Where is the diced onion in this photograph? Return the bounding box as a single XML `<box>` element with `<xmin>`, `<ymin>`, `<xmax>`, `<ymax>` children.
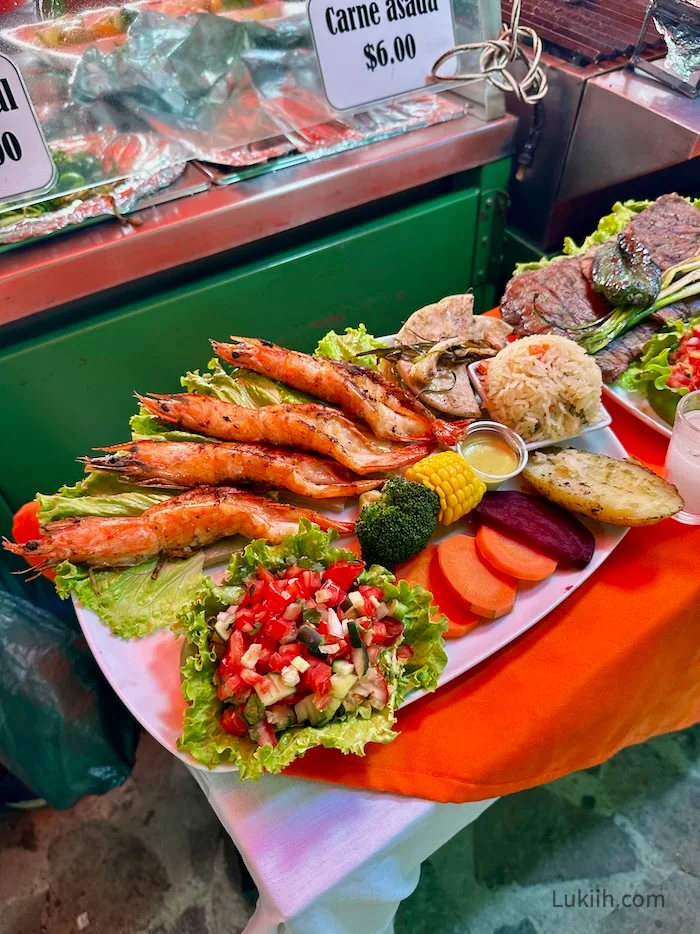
<box><xmin>281</xmin><ymin>665</ymin><xmax>301</xmax><ymax>687</ymax></box>
<box><xmin>348</xmin><ymin>592</ymin><xmax>365</xmax><ymax>612</ymax></box>
<box><xmin>326</xmin><ymin>608</ymin><xmax>343</xmax><ymax>637</ymax></box>
<box><xmin>283</xmin><ymin>602</ymin><xmax>303</xmax><ymax>621</ymax></box>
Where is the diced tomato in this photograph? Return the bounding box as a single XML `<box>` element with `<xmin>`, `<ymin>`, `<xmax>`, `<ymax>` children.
<box><xmin>240</xmin><ymin>668</ymin><xmax>265</xmax><ymax>686</ymax></box>
<box><xmin>267</xmin><ymin>643</ymin><xmax>304</xmax><ymax>672</ymax></box>
<box><xmin>371</xmin><ymin>621</ymin><xmax>387</xmax><ymax>644</ymax></box>
<box><xmin>314</xmin><ymin>580</ymin><xmax>346</xmax><ymax>607</ymax></box>
<box><xmin>253</xmin><ymin>635</ymin><xmax>278</xmax><ymax>671</ymax></box>
<box><xmin>383</xmin><ymin>619</ymin><xmax>405</xmax><ymax>646</ymax></box>
<box><xmin>225</xmin><ymin>630</ymin><xmax>247</xmax><ymax>666</ymax></box>
<box><xmin>358</xmin><ymin>585</ymin><xmax>384</xmax><ymax>602</ymax></box>
<box><xmin>323</xmin><ymin>560</ymin><xmax>364</xmax><ymax>591</ymax></box>
<box><xmin>312</xmin><ymin>692</ymin><xmax>332</xmax><ymax>711</ymax></box>
<box><xmin>302</xmin><ymin>659</ymin><xmax>332</xmax><ymax>696</ymax></box>
<box><xmin>284</xmin><ymin>564</ymin><xmax>302</xmax><ymax>579</ymax></box>
<box><xmin>397</xmin><ymin>644</ymin><xmax>414</xmax><ymax>661</ymax></box>
<box><xmin>217</xmin><ymin>672</ymin><xmax>251</xmax><ymax>703</ymax></box>
<box><xmin>261</xmin><ymin>616</ymin><xmax>296</xmax><ymax>642</ymax></box>
<box><xmin>284</xmin><ymin>578</ymin><xmax>305</xmax><ymax>602</ymax></box>
<box><xmin>217</xmin><ymin>654</ymin><xmax>239</xmax><ymax>683</ymax></box>
<box><xmin>265</xmin><ymin>579</ymin><xmax>295</xmax><ymax>610</ymax></box>
<box><xmin>300</xmin><ymin>569</ymin><xmax>322</xmax><ymax>598</ymax></box>
<box><xmin>252</xmin><ymin>721</ymin><xmax>278</xmax><ymax>747</ymax></box>
<box><xmin>322</xmin><ymin>634</ymin><xmax>349</xmax><ymax>658</ymax></box>
<box><xmin>220</xmin><ymin>708</ymin><xmax>249</xmax><ymax>736</ymax></box>
<box><xmin>257</xmin><ymin>565</ymin><xmax>275</xmax><ymax>583</ymax></box>
<box><xmin>234</xmin><ymin>607</ymin><xmax>256</xmax><ymax>632</ymax></box>
<box><xmin>243</xmin><ymin>578</ymin><xmax>266</xmax><ymax>605</ymax></box>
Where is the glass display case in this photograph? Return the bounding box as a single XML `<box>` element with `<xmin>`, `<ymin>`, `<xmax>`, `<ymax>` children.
<box><xmin>0</xmin><ymin>0</ymin><xmax>500</xmax><ymax>240</ymax></box>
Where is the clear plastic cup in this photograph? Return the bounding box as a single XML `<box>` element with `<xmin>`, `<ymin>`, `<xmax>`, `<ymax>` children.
<box><xmin>664</xmin><ymin>390</ymin><xmax>700</xmax><ymax>525</ymax></box>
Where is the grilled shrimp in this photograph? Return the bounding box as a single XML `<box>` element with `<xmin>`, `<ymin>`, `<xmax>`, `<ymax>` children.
<box><xmin>212</xmin><ymin>337</ymin><xmax>470</xmax><ymax>444</ymax></box>
<box><xmin>135</xmin><ymin>394</ymin><xmax>433</xmax><ymax>475</ymax></box>
<box><xmin>3</xmin><ymin>487</ymin><xmax>354</xmax><ymax>570</ymax></box>
<box><xmin>84</xmin><ymin>440</ymin><xmax>382</xmax><ymax>499</ymax></box>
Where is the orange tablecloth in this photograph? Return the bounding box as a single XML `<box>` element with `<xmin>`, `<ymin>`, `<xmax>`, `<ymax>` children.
<box><xmin>287</xmin><ymin>398</ymin><xmax>700</xmax><ymax>801</ymax></box>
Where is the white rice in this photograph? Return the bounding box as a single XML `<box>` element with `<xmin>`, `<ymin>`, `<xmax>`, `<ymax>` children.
<box><xmin>482</xmin><ymin>335</ymin><xmax>603</xmax><ymax>442</ymax></box>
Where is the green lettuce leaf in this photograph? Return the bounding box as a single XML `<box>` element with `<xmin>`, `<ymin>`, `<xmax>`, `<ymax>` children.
<box><xmin>56</xmin><ymin>552</ymin><xmax>213</xmax><ymax>639</ymax></box>
<box><xmin>182</xmin><ymin>358</ymin><xmax>312</xmax><ymax>407</ymax></box>
<box><xmin>513</xmin><ymin>198</ymin><xmax>700</xmax><ymax>277</ymax></box>
<box><xmin>562</xmin><ymin>200</ymin><xmax>652</xmax><ymax>257</ymax></box>
<box><xmin>177</xmin><ymin>522</ymin><xmax>447</xmax><ymax>776</ymax></box>
<box><xmin>130</xmin><ymin>359</ymin><xmax>312</xmax><ymax>442</ymax></box>
<box><xmin>130</xmin><ymin>412</ymin><xmax>211</xmax><ymax>443</ymax></box>
<box><xmin>37</xmin><ymin>471</ymin><xmax>170</xmax><ymax>524</ymax></box>
<box><xmin>617</xmin><ymin>316</ymin><xmax>700</xmax><ymax>399</ymax></box>
<box><xmin>513</xmin><ymin>255</ymin><xmax>562</xmax><ymax>276</ymax></box>
<box><xmin>314</xmin><ymin>324</ymin><xmax>385</xmax><ymax>370</ymax></box>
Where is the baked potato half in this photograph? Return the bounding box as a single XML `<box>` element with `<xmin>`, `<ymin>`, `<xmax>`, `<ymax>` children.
<box><xmin>523</xmin><ymin>448</ymin><xmax>684</xmax><ymax>526</ymax></box>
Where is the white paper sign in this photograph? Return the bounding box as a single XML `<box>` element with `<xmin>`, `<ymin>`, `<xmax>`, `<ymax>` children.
<box><xmin>309</xmin><ymin>0</ymin><xmax>457</xmax><ymax>112</ymax></box>
<box><xmin>0</xmin><ymin>54</ymin><xmax>55</xmax><ymax>202</ymax></box>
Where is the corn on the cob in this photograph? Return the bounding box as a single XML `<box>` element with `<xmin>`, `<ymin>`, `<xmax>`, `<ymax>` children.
<box><xmin>405</xmin><ymin>451</ymin><xmax>486</xmax><ymax>525</ymax></box>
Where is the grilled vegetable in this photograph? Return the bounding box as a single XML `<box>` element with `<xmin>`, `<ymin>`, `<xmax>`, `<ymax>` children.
<box><xmin>523</xmin><ymin>448</ymin><xmax>684</xmax><ymax>527</ymax></box>
<box><xmin>405</xmin><ymin>451</ymin><xmax>486</xmax><ymax>525</ymax></box>
<box><xmin>591</xmin><ymin>231</ymin><xmax>661</xmax><ymax>308</ymax></box>
<box><xmin>580</xmin><ymin>253</ymin><xmax>700</xmax><ymax>355</ymax></box>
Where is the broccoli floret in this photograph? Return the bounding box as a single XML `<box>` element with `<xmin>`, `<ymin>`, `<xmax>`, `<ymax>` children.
<box><xmin>355</xmin><ymin>476</ymin><xmax>439</xmax><ymax>570</ymax></box>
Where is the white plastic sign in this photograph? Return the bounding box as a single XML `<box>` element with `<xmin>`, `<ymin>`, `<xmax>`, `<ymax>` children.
<box><xmin>0</xmin><ymin>54</ymin><xmax>55</xmax><ymax>202</ymax></box>
<box><xmin>309</xmin><ymin>0</ymin><xmax>457</xmax><ymax>112</ymax></box>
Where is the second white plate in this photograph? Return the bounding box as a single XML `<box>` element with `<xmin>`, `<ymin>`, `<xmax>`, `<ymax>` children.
<box><xmin>603</xmin><ymin>384</ymin><xmax>673</xmax><ymax>439</ymax></box>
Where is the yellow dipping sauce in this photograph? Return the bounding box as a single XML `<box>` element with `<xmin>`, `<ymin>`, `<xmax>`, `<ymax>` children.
<box><xmin>462</xmin><ymin>438</ymin><xmax>519</xmax><ymax>478</ymax></box>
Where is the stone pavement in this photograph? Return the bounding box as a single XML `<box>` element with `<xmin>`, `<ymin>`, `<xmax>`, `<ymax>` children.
<box><xmin>1</xmin><ymin>725</ymin><xmax>699</xmax><ymax>934</ymax></box>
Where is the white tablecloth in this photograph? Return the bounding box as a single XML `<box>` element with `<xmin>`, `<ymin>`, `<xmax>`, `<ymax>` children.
<box><xmin>190</xmin><ymin>767</ymin><xmax>496</xmax><ymax>934</ymax></box>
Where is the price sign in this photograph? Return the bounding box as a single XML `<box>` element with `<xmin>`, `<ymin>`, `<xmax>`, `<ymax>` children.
<box><xmin>308</xmin><ymin>0</ymin><xmax>457</xmax><ymax>112</ymax></box>
<box><xmin>0</xmin><ymin>55</ymin><xmax>55</xmax><ymax>202</ymax></box>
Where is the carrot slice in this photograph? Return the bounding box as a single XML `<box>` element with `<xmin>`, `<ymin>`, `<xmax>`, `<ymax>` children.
<box><xmin>397</xmin><ymin>543</ymin><xmax>483</xmax><ymax>639</ymax></box>
<box><xmin>475</xmin><ymin>526</ymin><xmax>557</xmax><ymax>582</ymax></box>
<box><xmin>438</xmin><ymin>535</ymin><xmax>516</xmax><ymax>619</ymax></box>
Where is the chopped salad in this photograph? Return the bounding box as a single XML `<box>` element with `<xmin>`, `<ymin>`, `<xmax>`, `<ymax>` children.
<box><xmin>177</xmin><ymin>521</ymin><xmax>447</xmax><ymax>778</ymax></box>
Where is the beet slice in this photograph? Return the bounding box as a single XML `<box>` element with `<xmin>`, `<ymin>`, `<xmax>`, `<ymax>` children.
<box><xmin>473</xmin><ymin>491</ymin><xmax>595</xmax><ymax>569</ymax></box>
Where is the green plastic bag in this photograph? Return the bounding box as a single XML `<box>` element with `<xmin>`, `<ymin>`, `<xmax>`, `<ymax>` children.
<box><xmin>0</xmin><ymin>587</ymin><xmax>139</xmax><ymax>809</ymax></box>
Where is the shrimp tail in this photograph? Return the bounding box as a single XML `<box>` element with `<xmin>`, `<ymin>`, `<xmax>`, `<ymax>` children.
<box><xmin>432</xmin><ymin>419</ymin><xmax>474</xmax><ymax>446</ymax></box>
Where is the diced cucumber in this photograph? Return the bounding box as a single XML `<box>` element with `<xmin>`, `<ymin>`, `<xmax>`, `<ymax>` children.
<box><xmin>241</xmin><ymin>643</ymin><xmax>262</xmax><ymax>669</ymax></box>
<box><xmin>347</xmin><ymin>620</ymin><xmax>364</xmax><ymax>649</ymax></box>
<box><xmin>351</xmin><ymin>644</ymin><xmax>369</xmax><ymax>677</ymax></box>
<box><xmin>291</xmin><ymin>655</ymin><xmax>310</xmax><ymax>673</ymax></box>
<box><xmin>332</xmin><ymin>660</ymin><xmax>354</xmax><ymax>676</ymax></box>
<box><xmin>294</xmin><ymin>696</ymin><xmax>317</xmax><ymax>723</ymax></box>
<box><xmin>331</xmin><ymin>672</ymin><xmax>358</xmax><ymax>700</ymax></box>
<box><xmin>308</xmin><ymin>697</ymin><xmax>341</xmax><ymax>726</ymax></box>
<box><xmin>255</xmin><ymin>673</ymin><xmax>296</xmax><ymax>707</ymax></box>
